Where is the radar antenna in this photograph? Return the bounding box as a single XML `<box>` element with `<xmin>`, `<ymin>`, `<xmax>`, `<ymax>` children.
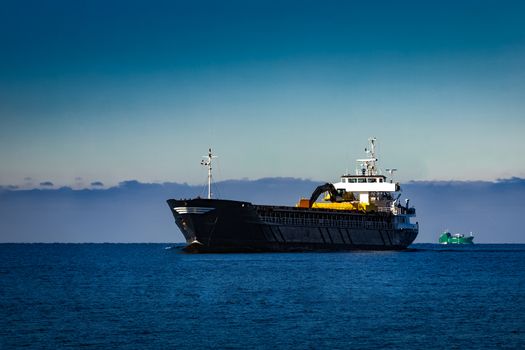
<box><xmin>200</xmin><ymin>148</ymin><xmax>217</xmax><ymax>199</ymax></box>
<box><xmin>385</xmin><ymin>168</ymin><xmax>398</xmax><ymax>183</ymax></box>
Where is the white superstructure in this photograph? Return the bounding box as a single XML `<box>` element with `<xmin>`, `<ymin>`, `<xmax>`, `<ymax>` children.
<box><xmin>333</xmin><ymin>138</ymin><xmax>398</xmax><ymax>204</ymax></box>
<box><xmin>331</xmin><ymin>138</ymin><xmax>417</xmax><ymax>231</ymax></box>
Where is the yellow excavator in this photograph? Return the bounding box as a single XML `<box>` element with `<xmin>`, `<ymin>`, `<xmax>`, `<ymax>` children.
<box><xmin>296</xmin><ymin>183</ymin><xmax>372</xmax><ymax>212</ymax></box>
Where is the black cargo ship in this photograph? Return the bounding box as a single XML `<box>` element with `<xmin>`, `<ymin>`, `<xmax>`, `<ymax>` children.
<box><xmin>167</xmin><ymin>139</ymin><xmax>418</xmax><ymax>252</ymax></box>
<box><xmin>167</xmin><ymin>198</ymin><xmax>417</xmax><ymax>252</ymax></box>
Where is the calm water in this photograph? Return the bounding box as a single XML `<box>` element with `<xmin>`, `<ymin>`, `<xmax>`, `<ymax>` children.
<box><xmin>1</xmin><ymin>244</ymin><xmax>524</xmax><ymax>349</ymax></box>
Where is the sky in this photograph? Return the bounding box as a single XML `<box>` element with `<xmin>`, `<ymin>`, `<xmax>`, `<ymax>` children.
<box><xmin>1</xmin><ymin>0</ymin><xmax>525</xmax><ymax>188</ymax></box>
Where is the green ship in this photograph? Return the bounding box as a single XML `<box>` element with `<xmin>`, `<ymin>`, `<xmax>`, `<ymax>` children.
<box><xmin>439</xmin><ymin>231</ymin><xmax>474</xmax><ymax>244</ymax></box>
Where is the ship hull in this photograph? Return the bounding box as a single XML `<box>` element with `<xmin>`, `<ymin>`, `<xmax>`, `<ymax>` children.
<box><xmin>167</xmin><ymin>198</ymin><xmax>418</xmax><ymax>253</ymax></box>
<box><xmin>439</xmin><ymin>237</ymin><xmax>474</xmax><ymax>244</ymax></box>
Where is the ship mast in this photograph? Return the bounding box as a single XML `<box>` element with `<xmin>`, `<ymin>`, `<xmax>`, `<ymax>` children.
<box><xmin>356</xmin><ymin>137</ymin><xmax>378</xmax><ymax>176</ymax></box>
<box><xmin>201</xmin><ymin>148</ymin><xmax>217</xmax><ymax>199</ymax></box>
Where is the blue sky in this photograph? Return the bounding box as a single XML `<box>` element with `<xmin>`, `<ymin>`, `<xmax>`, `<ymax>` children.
<box><xmin>1</xmin><ymin>0</ymin><xmax>524</xmax><ymax>187</ymax></box>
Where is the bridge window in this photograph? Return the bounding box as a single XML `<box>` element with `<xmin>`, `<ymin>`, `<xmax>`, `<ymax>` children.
<box><xmin>367</xmin><ymin>178</ymin><xmax>377</xmax><ymax>183</ymax></box>
<box><xmin>349</xmin><ymin>178</ymin><xmax>357</xmax><ymax>183</ymax></box>
<box><xmin>358</xmin><ymin>178</ymin><xmax>366</xmax><ymax>183</ymax></box>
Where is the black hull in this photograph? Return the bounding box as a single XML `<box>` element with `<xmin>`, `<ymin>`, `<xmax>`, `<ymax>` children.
<box><xmin>167</xmin><ymin>198</ymin><xmax>418</xmax><ymax>253</ymax></box>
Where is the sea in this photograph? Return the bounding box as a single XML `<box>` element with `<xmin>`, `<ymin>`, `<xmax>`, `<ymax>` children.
<box><xmin>1</xmin><ymin>244</ymin><xmax>524</xmax><ymax>349</ymax></box>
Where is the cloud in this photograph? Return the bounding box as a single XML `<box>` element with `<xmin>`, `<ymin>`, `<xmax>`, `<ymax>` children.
<box><xmin>39</xmin><ymin>181</ymin><xmax>54</xmax><ymax>187</ymax></box>
<box><xmin>0</xmin><ymin>185</ymin><xmax>19</xmax><ymax>190</ymax></box>
<box><xmin>23</xmin><ymin>177</ymin><xmax>34</xmax><ymax>187</ymax></box>
<box><xmin>496</xmin><ymin>177</ymin><xmax>525</xmax><ymax>185</ymax></box>
<box><xmin>1</xmin><ymin>177</ymin><xmax>524</xmax><ymax>243</ymax></box>
<box><xmin>90</xmin><ymin>181</ymin><xmax>104</xmax><ymax>187</ymax></box>
<box><xmin>118</xmin><ymin>180</ymin><xmax>142</xmax><ymax>188</ymax></box>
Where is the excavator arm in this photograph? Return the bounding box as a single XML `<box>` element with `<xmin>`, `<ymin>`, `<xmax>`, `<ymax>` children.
<box><xmin>309</xmin><ymin>183</ymin><xmax>340</xmax><ymax>208</ymax></box>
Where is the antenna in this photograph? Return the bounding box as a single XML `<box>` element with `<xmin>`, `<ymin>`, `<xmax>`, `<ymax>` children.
<box><xmin>200</xmin><ymin>148</ymin><xmax>217</xmax><ymax>199</ymax></box>
<box><xmin>366</xmin><ymin>137</ymin><xmax>376</xmax><ymax>159</ymax></box>
<box><xmin>357</xmin><ymin>137</ymin><xmax>378</xmax><ymax>176</ymax></box>
<box><xmin>385</xmin><ymin>168</ymin><xmax>397</xmax><ymax>183</ymax></box>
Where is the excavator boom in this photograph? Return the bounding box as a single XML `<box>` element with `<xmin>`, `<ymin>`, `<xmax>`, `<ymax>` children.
<box><xmin>309</xmin><ymin>183</ymin><xmax>340</xmax><ymax>208</ymax></box>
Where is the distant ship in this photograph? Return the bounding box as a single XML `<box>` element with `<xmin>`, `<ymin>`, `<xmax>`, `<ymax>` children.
<box><xmin>439</xmin><ymin>231</ymin><xmax>474</xmax><ymax>244</ymax></box>
<box><xmin>167</xmin><ymin>138</ymin><xmax>418</xmax><ymax>252</ymax></box>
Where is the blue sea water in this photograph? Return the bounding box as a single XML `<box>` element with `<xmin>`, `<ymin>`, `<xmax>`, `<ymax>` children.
<box><xmin>1</xmin><ymin>244</ymin><xmax>524</xmax><ymax>349</ymax></box>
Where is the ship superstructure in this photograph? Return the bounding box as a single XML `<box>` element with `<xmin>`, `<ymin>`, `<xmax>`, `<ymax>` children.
<box><xmin>167</xmin><ymin>138</ymin><xmax>418</xmax><ymax>252</ymax></box>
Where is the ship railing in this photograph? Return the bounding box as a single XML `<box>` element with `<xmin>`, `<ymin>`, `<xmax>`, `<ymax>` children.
<box><xmin>389</xmin><ymin>206</ymin><xmax>416</xmax><ymax>215</ymax></box>
<box><xmin>377</xmin><ymin>206</ymin><xmax>393</xmax><ymax>214</ymax></box>
<box><xmin>261</xmin><ymin>216</ymin><xmax>394</xmax><ymax>230</ymax></box>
